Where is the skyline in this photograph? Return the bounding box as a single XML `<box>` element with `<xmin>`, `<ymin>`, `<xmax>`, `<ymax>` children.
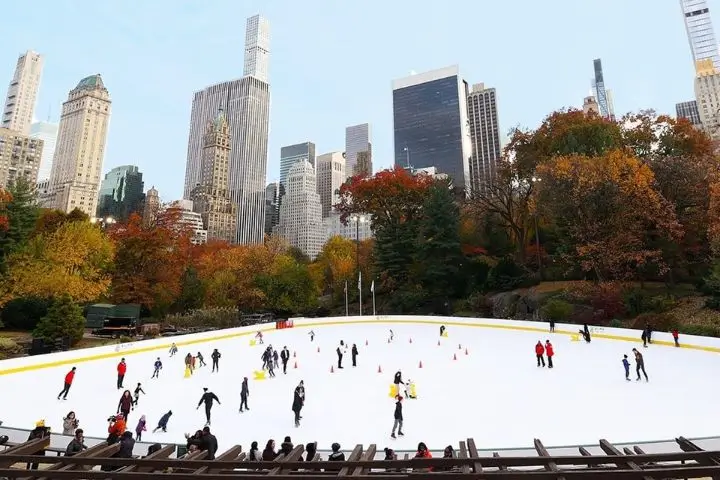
<box><xmin>0</xmin><ymin>0</ymin><xmax>705</xmax><ymax>201</ymax></box>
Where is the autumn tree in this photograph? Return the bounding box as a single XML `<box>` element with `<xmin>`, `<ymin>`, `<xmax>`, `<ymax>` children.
<box><xmin>33</xmin><ymin>208</ymin><xmax>90</xmax><ymax>238</ymax></box>
<box><xmin>536</xmin><ymin>150</ymin><xmax>681</xmax><ymax>281</ymax></box>
<box><xmin>0</xmin><ymin>221</ymin><xmax>114</xmax><ymax>305</ymax></box>
<box><xmin>109</xmin><ymin>212</ymin><xmax>191</xmax><ymax>314</ymax></box>
<box><xmin>312</xmin><ymin>236</ymin><xmax>355</xmax><ymax>301</ymax></box>
<box><xmin>0</xmin><ymin>187</ymin><xmax>10</xmax><ymax>233</ymax></box>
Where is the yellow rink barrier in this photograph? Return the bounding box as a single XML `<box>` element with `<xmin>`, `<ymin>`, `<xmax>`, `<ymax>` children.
<box><xmin>571</xmin><ymin>334</ymin><xmax>580</xmax><ymax>342</ymax></box>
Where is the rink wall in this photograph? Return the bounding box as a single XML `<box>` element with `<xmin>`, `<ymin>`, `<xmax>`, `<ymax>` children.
<box><xmin>1</xmin><ymin>315</ymin><xmax>720</xmax><ymax>376</ymax></box>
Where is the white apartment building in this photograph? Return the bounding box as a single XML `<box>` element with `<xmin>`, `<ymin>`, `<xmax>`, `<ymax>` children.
<box><xmin>315</xmin><ymin>151</ymin><xmax>345</xmax><ymax>218</ymax></box>
<box><xmin>30</xmin><ymin>121</ymin><xmax>58</xmax><ymax>181</ymax></box>
<box><xmin>323</xmin><ymin>212</ymin><xmax>373</xmax><ymax>242</ymax></box>
<box><xmin>695</xmin><ymin>69</ymin><xmax>720</xmax><ymax>140</ymax></box>
<box><xmin>47</xmin><ymin>74</ymin><xmax>111</xmax><ymax>215</ymax></box>
<box><xmin>275</xmin><ymin>160</ymin><xmax>326</xmax><ymax>260</ymax></box>
<box><xmin>167</xmin><ymin>199</ymin><xmax>207</xmax><ymax>245</ymax></box>
<box><xmin>0</xmin><ymin>128</ymin><xmax>43</xmax><ymax>188</ymax></box>
<box><xmin>2</xmin><ymin>51</ymin><xmax>43</xmax><ymax>135</ymax></box>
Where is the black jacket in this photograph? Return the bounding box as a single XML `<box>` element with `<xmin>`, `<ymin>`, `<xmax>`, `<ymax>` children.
<box><xmin>212</xmin><ymin>350</ymin><xmax>221</xmax><ymax>361</ymax></box>
<box><xmin>241</xmin><ymin>379</ymin><xmax>249</xmax><ymax>397</ymax></box>
<box><xmin>281</xmin><ymin>349</ymin><xmax>290</xmax><ymax>362</ymax></box>
<box><xmin>329</xmin><ymin>451</ymin><xmax>345</xmax><ymax>461</ymax></box>
<box><xmin>189</xmin><ymin>433</ymin><xmax>218</xmax><ymax>460</ymax></box>
<box><xmin>262</xmin><ymin>448</ymin><xmax>277</xmax><ymax>461</ymax></box>
<box><xmin>198</xmin><ymin>392</ymin><xmax>220</xmax><ymax>408</ymax></box>
<box><xmin>394</xmin><ymin>401</ymin><xmax>403</xmax><ymax>421</ymax></box>
<box><xmin>393</xmin><ymin>372</ymin><xmax>403</xmax><ymax>385</ymax></box>
<box><xmin>352</xmin><ymin>345</ymin><xmax>358</xmax><ymax>357</ymax></box>
<box><xmin>292</xmin><ymin>390</ymin><xmax>304</xmax><ymax>412</ymax></box>
<box><xmin>65</xmin><ymin>438</ymin><xmax>86</xmax><ymax>456</ymax></box>
<box><xmin>158</xmin><ymin>412</ymin><xmax>172</xmax><ymax>427</ymax></box>
<box><xmin>280</xmin><ymin>442</ymin><xmax>293</xmax><ymax>456</ymax></box>
<box><xmin>117</xmin><ymin>435</ymin><xmax>135</xmax><ymax>458</ymax></box>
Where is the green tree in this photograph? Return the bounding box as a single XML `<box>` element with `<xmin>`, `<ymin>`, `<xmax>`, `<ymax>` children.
<box><xmin>0</xmin><ymin>177</ymin><xmax>39</xmax><ymax>269</ymax></box>
<box><xmin>174</xmin><ymin>266</ymin><xmax>205</xmax><ymax>312</ymax></box>
<box><xmin>33</xmin><ymin>295</ymin><xmax>85</xmax><ymax>346</ymax></box>
<box><xmin>416</xmin><ymin>181</ymin><xmax>463</xmax><ymax>306</ymax></box>
<box><xmin>540</xmin><ymin>298</ymin><xmax>573</xmax><ymax>322</ymax></box>
<box><xmin>0</xmin><ymin>296</ymin><xmax>52</xmax><ymax>330</ymax></box>
<box><xmin>255</xmin><ymin>255</ymin><xmax>318</xmax><ymax>315</ymax></box>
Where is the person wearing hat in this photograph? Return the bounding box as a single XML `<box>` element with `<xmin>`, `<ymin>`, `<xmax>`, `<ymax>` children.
<box><xmin>26</xmin><ymin>420</ymin><xmax>50</xmax><ymax>470</ymax></box>
<box><xmin>197</xmin><ymin>388</ymin><xmax>221</xmax><ymax>426</ymax></box>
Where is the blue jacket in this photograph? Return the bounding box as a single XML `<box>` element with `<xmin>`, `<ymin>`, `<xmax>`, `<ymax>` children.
<box><xmin>158</xmin><ymin>412</ymin><xmax>172</xmax><ymax>427</ymax></box>
<box><xmin>154</xmin><ymin>360</ymin><xmax>162</xmax><ymax>370</ymax></box>
<box><xmin>622</xmin><ymin>358</ymin><xmax>630</xmax><ymax>370</ymax></box>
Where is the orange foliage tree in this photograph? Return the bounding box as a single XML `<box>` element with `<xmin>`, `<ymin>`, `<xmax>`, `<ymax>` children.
<box><xmin>108</xmin><ymin>212</ymin><xmax>192</xmax><ymax>313</ymax></box>
<box><xmin>536</xmin><ymin>150</ymin><xmax>681</xmax><ymax>281</ymax></box>
<box><xmin>0</xmin><ymin>187</ymin><xmax>10</xmax><ymax>232</ymax></box>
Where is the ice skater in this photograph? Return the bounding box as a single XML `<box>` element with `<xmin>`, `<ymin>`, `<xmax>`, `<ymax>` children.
<box><xmin>632</xmin><ymin>348</ymin><xmax>648</xmax><ymax>382</ymax></box>
<box><xmin>135</xmin><ymin>416</ymin><xmax>146</xmax><ymax>441</ymax></box>
<box><xmin>255</xmin><ymin>331</ymin><xmax>264</xmax><ymax>344</ymax></box>
<box><xmin>273</xmin><ymin>348</ymin><xmax>279</xmax><ymax>370</ymax></box>
<box><xmin>545</xmin><ymin>340</ymin><xmax>554</xmax><ymax>368</ymax></box>
<box><xmin>239</xmin><ymin>377</ymin><xmax>249</xmax><ymax>412</ymax></box>
<box><xmin>351</xmin><ymin>343</ymin><xmax>358</xmax><ymax>367</ymax></box>
<box><xmin>391</xmin><ymin>395</ymin><xmax>404</xmax><ymax>438</ymax></box>
<box><xmin>404</xmin><ymin>379</ymin><xmax>417</xmax><ymax>399</ymax></box>
<box><xmin>439</xmin><ymin>325</ymin><xmax>445</xmax><ymax>337</ymax></box>
<box><xmin>117</xmin><ymin>358</ymin><xmax>127</xmax><ymax>389</ymax></box>
<box><xmin>622</xmin><ymin>355</ymin><xmax>630</xmax><ymax>381</ymax></box>
<box><xmin>57</xmin><ymin>367</ymin><xmax>76</xmax><ymax>400</ymax></box>
<box><xmin>197</xmin><ymin>388</ymin><xmax>221</xmax><ymax>426</ymax></box>
<box><xmin>549</xmin><ymin>319</ymin><xmax>555</xmax><ymax>333</ymax></box>
<box><xmin>152</xmin><ymin>358</ymin><xmax>162</xmax><ymax>379</ymax></box>
<box><xmin>185</xmin><ymin>353</ymin><xmax>194</xmax><ymax>374</ymax></box>
<box><xmin>132</xmin><ymin>383</ymin><xmax>145</xmax><ymax>408</ymax></box>
<box><xmin>211</xmin><ymin>349</ymin><xmax>221</xmax><ymax>372</ymax></box>
<box><xmin>308</xmin><ymin>330</ymin><xmax>315</xmax><ymax>342</ymax></box>
<box><xmin>118</xmin><ymin>390</ymin><xmax>133</xmax><ymax>422</ymax></box>
<box><xmin>644</xmin><ymin>323</ymin><xmax>653</xmax><ymax>345</ymax></box>
<box><xmin>261</xmin><ymin>347</ymin><xmax>271</xmax><ymax>370</ymax></box>
<box><xmin>581</xmin><ymin>324</ymin><xmax>591</xmax><ymax>343</ymax></box>
<box><xmin>336</xmin><ymin>341</ymin><xmax>346</xmax><ymax>369</ymax></box>
<box><xmin>393</xmin><ymin>370</ymin><xmax>405</xmax><ymax>397</ymax></box>
<box><xmin>292</xmin><ymin>382</ymin><xmax>305</xmax><ymax>427</ymax></box>
<box><xmin>535</xmin><ymin>341</ymin><xmax>545</xmax><ymax>367</ymax></box>
<box><xmin>169</xmin><ymin>343</ymin><xmax>178</xmax><ymax>356</ymax></box>
<box><xmin>672</xmin><ymin>329</ymin><xmax>679</xmax><ymax>347</ymax></box>
<box><xmin>281</xmin><ymin>346</ymin><xmax>290</xmax><ymax>374</ymax></box>
<box><xmin>152</xmin><ymin>411</ymin><xmax>172</xmax><ymax>433</ymax></box>
<box><xmin>389</xmin><ymin>329</ymin><xmax>394</xmax><ymax>342</ymax></box>
<box><xmin>197</xmin><ymin>352</ymin><xmax>206</xmax><ymax>367</ymax></box>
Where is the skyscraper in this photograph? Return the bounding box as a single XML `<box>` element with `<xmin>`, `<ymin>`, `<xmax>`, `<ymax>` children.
<box><xmin>695</xmin><ymin>71</ymin><xmax>720</xmax><ymax>139</ymax></box>
<box><xmin>275</xmin><ymin>160</ymin><xmax>326</xmax><ymax>260</ymax></box>
<box><xmin>47</xmin><ymin>75</ymin><xmax>111</xmax><ymax>215</ymax></box>
<box><xmin>0</xmin><ymin>128</ymin><xmax>43</xmax><ymax>188</ymax></box>
<box><xmin>96</xmin><ymin>165</ymin><xmax>145</xmax><ymax>222</ymax></box>
<box><xmin>344</xmin><ymin>123</ymin><xmax>372</xmax><ymax>179</ymax></box>
<box><xmin>29</xmin><ymin>121</ymin><xmax>58</xmax><ymax>181</ymax></box>
<box><xmin>676</xmin><ymin>100</ymin><xmax>703</xmax><ymax>126</ymax></box>
<box><xmin>591</xmin><ymin>59</ymin><xmax>615</xmax><ymax>120</ymax></box>
<box><xmin>279</xmin><ymin>142</ymin><xmax>316</xmax><ymax>196</ymax></box>
<box><xmin>680</xmin><ymin>0</ymin><xmax>720</xmax><ymax>72</ymax></box>
<box><xmin>143</xmin><ymin>186</ymin><xmax>160</xmax><ymax>227</ymax></box>
<box><xmin>183</xmin><ymin>15</ymin><xmax>271</xmax><ymax>245</ymax></box>
<box><xmin>2</xmin><ymin>51</ymin><xmax>43</xmax><ymax>135</ymax></box>
<box><xmin>191</xmin><ymin>109</ymin><xmax>238</xmax><ymax>243</ymax></box>
<box><xmin>315</xmin><ymin>152</ymin><xmax>345</xmax><ymax>218</ymax></box>
<box><xmin>467</xmin><ymin>83</ymin><xmax>501</xmax><ymax>195</ymax></box>
<box><xmin>264</xmin><ymin>182</ymin><xmax>279</xmax><ymax>236</ymax></box>
<box><xmin>392</xmin><ymin>65</ymin><xmax>472</xmax><ymax>191</ymax></box>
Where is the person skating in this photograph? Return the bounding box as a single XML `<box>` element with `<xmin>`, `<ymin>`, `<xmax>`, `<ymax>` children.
<box><xmin>404</xmin><ymin>379</ymin><xmax>417</xmax><ymax>399</ymax></box>
<box><xmin>292</xmin><ymin>383</ymin><xmax>304</xmax><ymax>427</ymax></box>
<box><xmin>389</xmin><ymin>329</ymin><xmax>394</xmax><ymax>342</ymax></box>
<box><xmin>336</xmin><ymin>341</ymin><xmax>346</xmax><ymax>369</ymax></box>
<box><xmin>152</xmin><ymin>411</ymin><xmax>172</xmax><ymax>433</ymax></box>
<box><xmin>239</xmin><ymin>377</ymin><xmax>249</xmax><ymax>412</ymax></box>
<box><xmin>211</xmin><ymin>349</ymin><xmax>221</xmax><ymax>372</ymax></box>
<box><xmin>632</xmin><ymin>348</ymin><xmax>649</xmax><ymax>382</ymax></box>
<box><xmin>132</xmin><ymin>383</ymin><xmax>145</xmax><ymax>408</ymax></box>
<box><xmin>197</xmin><ymin>352</ymin><xmax>206</xmax><ymax>367</ymax></box>
<box><xmin>261</xmin><ymin>348</ymin><xmax>271</xmax><ymax>370</ymax></box>
<box><xmin>57</xmin><ymin>367</ymin><xmax>76</xmax><ymax>400</ymax></box>
<box><xmin>582</xmin><ymin>324</ymin><xmax>591</xmax><ymax>343</ymax></box>
<box><xmin>549</xmin><ymin>319</ymin><xmax>555</xmax><ymax>332</ymax></box>
<box><xmin>535</xmin><ymin>341</ymin><xmax>546</xmax><ymax>367</ymax></box>
<box><xmin>152</xmin><ymin>358</ymin><xmax>162</xmax><ymax>379</ymax></box>
<box><xmin>351</xmin><ymin>343</ymin><xmax>358</xmax><ymax>367</ymax></box>
<box><xmin>393</xmin><ymin>370</ymin><xmax>404</xmax><ymax>397</ymax></box>
<box><xmin>641</xmin><ymin>330</ymin><xmax>648</xmax><ymax>348</ymax></box>
<box><xmin>169</xmin><ymin>343</ymin><xmax>178</xmax><ymax>356</ymax></box>
<box><xmin>184</xmin><ymin>353</ymin><xmax>194</xmax><ymax>374</ymax></box>
<box><xmin>280</xmin><ymin>346</ymin><xmax>290</xmax><ymax>374</ymax></box>
<box><xmin>545</xmin><ymin>340</ymin><xmax>554</xmax><ymax>369</ymax></box>
<box><xmin>273</xmin><ymin>348</ymin><xmax>279</xmax><ymax>370</ymax></box>
<box><xmin>390</xmin><ymin>395</ymin><xmax>404</xmax><ymax>438</ymax></box>
<box><xmin>672</xmin><ymin>329</ymin><xmax>680</xmax><ymax>347</ymax></box>
<box><xmin>197</xmin><ymin>388</ymin><xmax>221</xmax><ymax>426</ymax></box>
<box><xmin>135</xmin><ymin>415</ymin><xmax>146</xmax><ymax>441</ymax></box>
<box><xmin>440</xmin><ymin>325</ymin><xmax>445</xmax><ymax>337</ymax></box>
<box><xmin>255</xmin><ymin>331</ymin><xmax>264</xmax><ymax>344</ymax></box>
<box><xmin>268</xmin><ymin>357</ymin><xmax>276</xmax><ymax>377</ymax></box>
<box><xmin>308</xmin><ymin>330</ymin><xmax>315</xmax><ymax>342</ymax></box>
<box><xmin>622</xmin><ymin>355</ymin><xmax>631</xmax><ymax>381</ymax></box>
<box><xmin>118</xmin><ymin>390</ymin><xmax>133</xmax><ymax>422</ymax></box>
<box><xmin>117</xmin><ymin>358</ymin><xmax>127</xmax><ymax>389</ymax></box>
<box><xmin>645</xmin><ymin>323</ymin><xmax>653</xmax><ymax>344</ymax></box>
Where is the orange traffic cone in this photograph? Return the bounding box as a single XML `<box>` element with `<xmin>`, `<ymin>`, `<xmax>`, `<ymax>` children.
<box><xmin>409</xmin><ymin>338</ymin><xmax>413</xmax><ymax>344</ymax></box>
<box><xmin>437</xmin><ymin>340</ymin><xmax>441</xmax><ymax>346</ymax></box>
<box><xmin>330</xmin><ymin>365</ymin><xmax>334</xmax><ymax>373</ymax></box>
<box><xmin>377</xmin><ymin>365</ymin><xmax>382</xmax><ymax>373</ymax></box>
<box><xmin>453</xmin><ymin>353</ymin><xmax>457</xmax><ymax>361</ymax></box>
<box><xmin>418</xmin><ymin>361</ymin><xmax>423</xmax><ymax>368</ymax></box>
<box><xmin>465</xmin><ymin>348</ymin><xmax>469</xmax><ymax>355</ymax></box>
<box><xmin>294</xmin><ymin>361</ymin><xmax>298</xmax><ymax>369</ymax></box>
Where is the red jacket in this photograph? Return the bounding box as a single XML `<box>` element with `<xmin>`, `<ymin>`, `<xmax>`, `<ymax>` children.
<box><xmin>545</xmin><ymin>343</ymin><xmax>554</xmax><ymax>357</ymax></box>
<box><xmin>535</xmin><ymin>343</ymin><xmax>545</xmax><ymax>355</ymax></box>
<box><xmin>672</xmin><ymin>330</ymin><xmax>679</xmax><ymax>339</ymax></box>
<box><xmin>64</xmin><ymin>370</ymin><xmax>75</xmax><ymax>385</ymax></box>
<box><xmin>117</xmin><ymin>362</ymin><xmax>127</xmax><ymax>375</ymax></box>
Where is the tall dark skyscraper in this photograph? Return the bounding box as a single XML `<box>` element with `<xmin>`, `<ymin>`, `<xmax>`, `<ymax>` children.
<box><xmin>96</xmin><ymin>165</ymin><xmax>145</xmax><ymax>222</ymax></box>
<box><xmin>676</xmin><ymin>100</ymin><xmax>702</xmax><ymax>126</ymax></box>
<box><xmin>392</xmin><ymin>65</ymin><xmax>472</xmax><ymax>191</ymax></box>
<box><xmin>592</xmin><ymin>59</ymin><xmax>614</xmax><ymax>121</ymax></box>
<box><xmin>279</xmin><ymin>141</ymin><xmax>316</xmax><ymax>200</ymax></box>
<box><xmin>467</xmin><ymin>83</ymin><xmax>501</xmax><ymax>195</ymax></box>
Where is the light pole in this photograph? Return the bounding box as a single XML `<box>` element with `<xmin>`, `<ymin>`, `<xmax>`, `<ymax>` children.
<box><xmin>531</xmin><ymin>177</ymin><xmax>543</xmax><ymax>279</ymax></box>
<box><xmin>350</xmin><ymin>214</ymin><xmax>367</xmax><ymax>314</ymax></box>
<box><xmin>403</xmin><ymin>145</ymin><xmax>412</xmax><ymax>170</ymax></box>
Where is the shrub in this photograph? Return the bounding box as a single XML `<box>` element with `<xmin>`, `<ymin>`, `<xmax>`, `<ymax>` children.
<box><xmin>0</xmin><ymin>337</ymin><xmax>24</xmax><ymax>360</ymax></box>
<box><xmin>163</xmin><ymin>308</ymin><xmax>239</xmax><ymax>329</ymax></box>
<box><xmin>0</xmin><ymin>296</ymin><xmax>51</xmax><ymax>330</ymax></box>
<box><xmin>630</xmin><ymin>312</ymin><xmax>677</xmax><ymax>331</ymax></box>
<box><xmin>485</xmin><ymin>258</ymin><xmax>530</xmax><ymax>291</ymax></box>
<box><xmin>589</xmin><ymin>282</ymin><xmax>626</xmax><ymax>322</ymax></box>
<box><xmin>540</xmin><ymin>299</ymin><xmax>573</xmax><ymax>322</ymax></box>
<box><xmin>609</xmin><ymin>318</ymin><xmax>624</xmax><ymax>328</ymax></box>
<box><xmin>32</xmin><ymin>295</ymin><xmax>85</xmax><ymax>346</ymax></box>
<box><xmin>118</xmin><ymin>335</ymin><xmax>133</xmax><ymax>344</ymax></box>
<box><xmin>678</xmin><ymin>324</ymin><xmax>720</xmax><ymax>337</ymax></box>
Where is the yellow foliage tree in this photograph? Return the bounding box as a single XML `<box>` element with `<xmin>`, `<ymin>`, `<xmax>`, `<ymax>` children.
<box><xmin>0</xmin><ymin>221</ymin><xmax>114</xmax><ymax>304</ymax></box>
<box><xmin>313</xmin><ymin>236</ymin><xmax>356</xmax><ymax>300</ymax></box>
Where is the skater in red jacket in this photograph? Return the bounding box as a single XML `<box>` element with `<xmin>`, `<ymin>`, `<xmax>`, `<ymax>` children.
<box><xmin>57</xmin><ymin>367</ymin><xmax>76</xmax><ymax>400</ymax></box>
<box><xmin>117</xmin><ymin>358</ymin><xmax>127</xmax><ymax>390</ymax></box>
<box><xmin>535</xmin><ymin>341</ymin><xmax>545</xmax><ymax>367</ymax></box>
<box><xmin>671</xmin><ymin>329</ymin><xmax>679</xmax><ymax>347</ymax></box>
<box><xmin>545</xmin><ymin>340</ymin><xmax>554</xmax><ymax>369</ymax></box>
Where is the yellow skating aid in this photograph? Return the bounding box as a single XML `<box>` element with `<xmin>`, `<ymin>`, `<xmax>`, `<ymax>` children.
<box><xmin>409</xmin><ymin>383</ymin><xmax>417</xmax><ymax>398</ymax></box>
<box><xmin>571</xmin><ymin>334</ymin><xmax>580</xmax><ymax>342</ymax></box>
<box><xmin>253</xmin><ymin>370</ymin><xmax>267</xmax><ymax>380</ymax></box>
<box><xmin>441</xmin><ymin>331</ymin><xmax>448</xmax><ymax>337</ymax></box>
<box><xmin>249</xmin><ymin>339</ymin><xmax>257</xmax><ymax>346</ymax></box>
<box><xmin>388</xmin><ymin>384</ymin><xmax>398</xmax><ymax>398</ymax></box>
<box><xmin>184</xmin><ymin>367</ymin><xmax>192</xmax><ymax>378</ymax></box>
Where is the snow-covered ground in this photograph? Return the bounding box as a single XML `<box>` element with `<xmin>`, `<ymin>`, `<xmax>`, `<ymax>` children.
<box><xmin>0</xmin><ymin>322</ymin><xmax>716</xmax><ymax>450</ymax></box>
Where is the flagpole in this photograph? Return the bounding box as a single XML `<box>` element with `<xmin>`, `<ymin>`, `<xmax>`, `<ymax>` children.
<box><xmin>344</xmin><ymin>281</ymin><xmax>348</xmax><ymax>316</ymax></box>
<box><xmin>359</xmin><ymin>272</ymin><xmax>363</xmax><ymax>316</ymax></box>
<box><xmin>372</xmin><ymin>280</ymin><xmax>376</xmax><ymax>316</ymax></box>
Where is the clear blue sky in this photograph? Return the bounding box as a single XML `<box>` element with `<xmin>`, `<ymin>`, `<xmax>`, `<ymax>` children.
<box><xmin>1</xmin><ymin>0</ymin><xmax>702</xmax><ymax>201</ymax></box>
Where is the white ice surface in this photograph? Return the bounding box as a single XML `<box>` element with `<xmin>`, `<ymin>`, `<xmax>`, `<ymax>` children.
<box><xmin>0</xmin><ymin>323</ymin><xmax>717</xmax><ymax>451</ymax></box>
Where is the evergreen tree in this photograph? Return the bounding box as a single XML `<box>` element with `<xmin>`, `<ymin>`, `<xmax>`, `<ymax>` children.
<box><xmin>416</xmin><ymin>181</ymin><xmax>463</xmax><ymax>306</ymax></box>
<box><xmin>374</xmin><ymin>220</ymin><xmax>418</xmax><ymax>291</ymax></box>
<box><xmin>175</xmin><ymin>266</ymin><xmax>205</xmax><ymax>312</ymax></box>
<box><xmin>33</xmin><ymin>295</ymin><xmax>85</xmax><ymax>346</ymax></box>
<box><xmin>0</xmin><ymin>177</ymin><xmax>39</xmax><ymax>269</ymax></box>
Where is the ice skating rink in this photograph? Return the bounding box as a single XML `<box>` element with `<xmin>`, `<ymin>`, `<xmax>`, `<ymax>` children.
<box><xmin>0</xmin><ymin>321</ymin><xmax>718</xmax><ymax>450</ymax></box>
